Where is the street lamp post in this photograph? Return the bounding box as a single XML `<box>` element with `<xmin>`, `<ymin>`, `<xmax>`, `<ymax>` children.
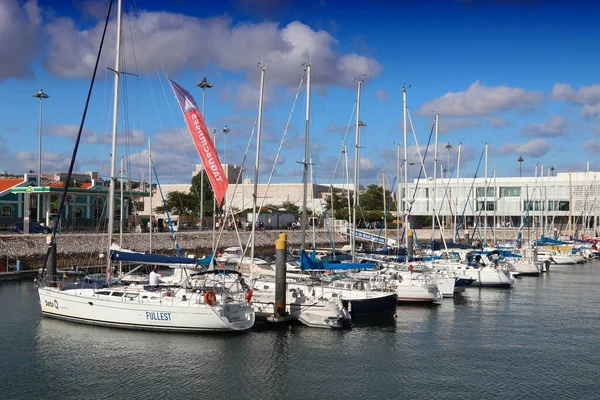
<box><xmin>195</xmin><ymin>77</ymin><xmax>212</xmax><ymax>228</ymax></box>
<box><xmin>33</xmin><ymin>88</ymin><xmax>49</xmax><ymax>224</ymax></box>
<box><xmin>518</xmin><ymin>156</ymin><xmax>524</xmax><ymax>177</ymax></box>
<box><xmin>445</xmin><ymin>142</ymin><xmax>452</xmax><ymax>179</ymax></box>
<box><xmin>222</xmin><ymin>125</ymin><xmax>231</xmax><ymax>216</ymax></box>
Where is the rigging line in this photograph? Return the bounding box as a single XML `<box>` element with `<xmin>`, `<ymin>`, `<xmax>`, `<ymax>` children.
<box><xmin>153</xmin><ymin>165</ymin><xmax>181</xmax><ymax>257</ymax></box>
<box><xmin>214</xmin><ymin>122</ymin><xmax>258</xmax><ymax>264</ymax></box>
<box><xmin>331</xmin><ymin>101</ymin><xmax>357</xmax><ymax>183</ymax></box>
<box><xmin>41</xmin><ymin>0</ymin><xmax>114</xmax><ymax>274</ymax></box>
<box><xmin>126</xmin><ymin>0</ymin><xmax>144</xmax><ymax>185</ymax></box>
<box><xmin>455</xmin><ymin>147</ymin><xmax>485</xmax><ymax>240</ymax></box>
<box><xmin>240</xmin><ymin>72</ymin><xmax>306</xmax><ymax>258</ymax></box>
<box><xmin>403</xmin><ymin>111</ymin><xmax>447</xmax><ymax>249</ymax></box>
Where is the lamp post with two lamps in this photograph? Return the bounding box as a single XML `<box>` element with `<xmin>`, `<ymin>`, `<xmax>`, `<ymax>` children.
<box><xmin>195</xmin><ymin>77</ymin><xmax>212</xmax><ymax>228</ymax></box>
<box><xmin>518</xmin><ymin>156</ymin><xmax>524</xmax><ymax>177</ymax></box>
<box><xmin>33</xmin><ymin>88</ymin><xmax>49</xmax><ymax>224</ymax></box>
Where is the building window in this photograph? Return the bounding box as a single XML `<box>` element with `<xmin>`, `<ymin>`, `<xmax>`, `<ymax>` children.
<box><xmin>523</xmin><ymin>200</ymin><xmax>543</xmax><ymax>211</ymax></box>
<box><xmin>548</xmin><ymin>200</ymin><xmax>569</xmax><ymax>211</ymax></box>
<box><xmin>476</xmin><ymin>201</ymin><xmax>495</xmax><ymax>211</ymax></box>
<box><xmin>1</xmin><ymin>205</ymin><xmax>12</xmax><ymax>217</ymax></box>
<box><xmin>501</xmin><ymin>187</ymin><xmax>521</xmax><ymax>197</ymax></box>
<box><xmin>476</xmin><ymin>187</ymin><xmax>495</xmax><ymax>197</ymax></box>
<box><xmin>74</xmin><ymin>207</ymin><xmax>83</xmax><ymax>218</ymax></box>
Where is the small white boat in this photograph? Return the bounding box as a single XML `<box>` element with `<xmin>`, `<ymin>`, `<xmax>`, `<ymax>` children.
<box><xmin>250</xmin><ymin>281</ymin><xmax>351</xmax><ymax>329</ymax></box>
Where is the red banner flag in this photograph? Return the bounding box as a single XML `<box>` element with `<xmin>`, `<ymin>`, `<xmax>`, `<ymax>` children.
<box><xmin>168</xmin><ymin>79</ymin><xmax>228</xmax><ymax>207</ymax></box>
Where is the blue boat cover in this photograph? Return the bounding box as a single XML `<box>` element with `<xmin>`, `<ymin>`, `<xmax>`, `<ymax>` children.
<box><xmin>536</xmin><ymin>235</ymin><xmax>570</xmax><ymax>246</ymax></box>
<box><xmin>300</xmin><ymin>250</ymin><xmax>375</xmax><ymax>271</ymax></box>
<box><xmin>110</xmin><ymin>249</ymin><xmax>200</xmax><ymax>265</ymax></box>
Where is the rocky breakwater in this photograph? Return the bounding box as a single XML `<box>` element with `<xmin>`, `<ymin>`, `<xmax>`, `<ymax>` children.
<box><xmin>0</xmin><ymin>230</ymin><xmax>349</xmax><ymax>268</ymax></box>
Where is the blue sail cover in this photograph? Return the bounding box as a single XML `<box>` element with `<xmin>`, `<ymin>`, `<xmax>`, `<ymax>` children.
<box><xmin>110</xmin><ymin>250</ymin><xmax>200</xmax><ymax>265</ymax></box>
<box><xmin>537</xmin><ymin>235</ymin><xmax>571</xmax><ymax>246</ymax></box>
<box><xmin>300</xmin><ymin>250</ymin><xmax>375</xmax><ymax>271</ymax></box>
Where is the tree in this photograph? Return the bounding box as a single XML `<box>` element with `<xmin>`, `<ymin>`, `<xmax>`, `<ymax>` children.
<box><xmin>154</xmin><ymin>191</ymin><xmax>201</xmax><ymax>217</ymax></box>
<box><xmin>190</xmin><ymin>170</ymin><xmax>221</xmax><ymax>217</ymax></box>
<box><xmin>359</xmin><ymin>184</ymin><xmax>397</xmax><ymax>212</ymax></box>
<box><xmin>279</xmin><ymin>201</ymin><xmax>300</xmax><ymax>214</ymax></box>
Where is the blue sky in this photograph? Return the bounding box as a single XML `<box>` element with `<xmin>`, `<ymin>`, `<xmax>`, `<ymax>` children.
<box><xmin>1</xmin><ymin>0</ymin><xmax>600</xmax><ymax>186</ymax></box>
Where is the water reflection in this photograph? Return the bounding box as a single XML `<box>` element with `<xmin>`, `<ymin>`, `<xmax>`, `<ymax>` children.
<box><xmin>3</xmin><ymin>265</ymin><xmax>600</xmax><ymax>399</ymax></box>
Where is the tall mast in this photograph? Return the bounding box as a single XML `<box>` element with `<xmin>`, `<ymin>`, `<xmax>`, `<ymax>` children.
<box><xmin>402</xmin><ymin>86</ymin><xmax>409</xmax><ymax>254</ymax></box>
<box><xmin>344</xmin><ymin>146</ymin><xmax>351</xmax><ymax>228</ymax></box>
<box><xmin>119</xmin><ymin>156</ymin><xmax>124</xmax><ymax>247</ymax></box>
<box><xmin>382</xmin><ymin>171</ymin><xmax>387</xmax><ymax>246</ymax></box>
<box><xmin>455</xmin><ymin>142</ymin><xmax>462</xmax><ymax>241</ymax></box>
<box><xmin>352</xmin><ymin>80</ymin><xmax>362</xmax><ymax>262</ymax></box>
<box><xmin>484</xmin><ymin>142</ymin><xmax>488</xmax><ymax>243</ymax></box>
<box><xmin>396</xmin><ymin>143</ymin><xmax>401</xmax><ymax>250</ymax></box>
<box><xmin>148</xmin><ymin>138</ymin><xmax>152</xmax><ymax>253</ymax></box>
<box><xmin>301</xmin><ymin>64</ymin><xmax>311</xmax><ymax>252</ymax></box>
<box><xmin>119</xmin><ymin>156</ymin><xmax>124</xmax><ymax>276</ymax></box>
<box><xmin>432</xmin><ymin>113</ymin><xmax>439</xmax><ymax>247</ymax></box>
<box><xmin>251</xmin><ymin>66</ymin><xmax>266</xmax><ymax>262</ymax></box>
<box><xmin>310</xmin><ymin>156</ymin><xmax>316</xmax><ymax>249</ymax></box>
<box><xmin>106</xmin><ymin>0</ymin><xmax>123</xmax><ymax>276</ymax></box>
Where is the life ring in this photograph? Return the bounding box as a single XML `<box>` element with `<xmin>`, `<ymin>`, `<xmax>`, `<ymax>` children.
<box><xmin>245</xmin><ymin>289</ymin><xmax>253</xmax><ymax>304</ymax></box>
<box><xmin>204</xmin><ymin>290</ymin><xmax>217</xmax><ymax>306</ymax></box>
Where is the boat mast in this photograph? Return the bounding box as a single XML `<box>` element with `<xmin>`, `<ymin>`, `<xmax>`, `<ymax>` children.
<box><xmin>484</xmin><ymin>142</ymin><xmax>488</xmax><ymax>244</ymax></box>
<box><xmin>119</xmin><ymin>156</ymin><xmax>124</xmax><ymax>276</ymax></box>
<box><xmin>106</xmin><ymin>0</ymin><xmax>123</xmax><ymax>278</ymax></box>
<box><xmin>301</xmin><ymin>64</ymin><xmax>311</xmax><ymax>252</ymax></box>
<box><xmin>432</xmin><ymin>113</ymin><xmax>439</xmax><ymax>248</ymax></box>
<box><xmin>344</xmin><ymin>146</ymin><xmax>351</xmax><ymax>229</ymax></box>
<box><xmin>251</xmin><ymin>65</ymin><xmax>266</xmax><ymax>262</ymax></box>
<box><xmin>310</xmin><ymin>155</ymin><xmax>316</xmax><ymax>249</ymax></box>
<box><xmin>148</xmin><ymin>137</ymin><xmax>152</xmax><ymax>253</ymax></box>
<box><xmin>383</xmin><ymin>171</ymin><xmax>387</xmax><ymax>247</ymax></box>
<box><xmin>402</xmin><ymin>86</ymin><xmax>409</xmax><ymax>255</ymax></box>
<box><xmin>352</xmin><ymin>80</ymin><xmax>362</xmax><ymax>262</ymax></box>
<box><xmin>454</xmin><ymin>141</ymin><xmax>462</xmax><ymax>241</ymax></box>
<box><xmin>396</xmin><ymin>143</ymin><xmax>401</xmax><ymax>250</ymax></box>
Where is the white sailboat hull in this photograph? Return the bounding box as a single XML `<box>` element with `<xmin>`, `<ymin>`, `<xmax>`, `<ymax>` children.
<box><xmin>38</xmin><ymin>287</ymin><xmax>255</xmax><ymax>332</ymax></box>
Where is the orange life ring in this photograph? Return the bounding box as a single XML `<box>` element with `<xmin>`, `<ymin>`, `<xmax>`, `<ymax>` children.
<box><xmin>204</xmin><ymin>290</ymin><xmax>217</xmax><ymax>306</ymax></box>
<box><xmin>245</xmin><ymin>289</ymin><xmax>253</xmax><ymax>304</ymax></box>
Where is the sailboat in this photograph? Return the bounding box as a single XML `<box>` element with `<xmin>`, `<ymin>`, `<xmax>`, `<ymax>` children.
<box><xmin>36</xmin><ymin>0</ymin><xmax>254</xmax><ymax>332</ymax></box>
<box><xmin>244</xmin><ymin>65</ymin><xmax>352</xmax><ymax>329</ymax></box>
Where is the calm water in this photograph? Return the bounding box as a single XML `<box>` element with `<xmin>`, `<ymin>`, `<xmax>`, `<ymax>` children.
<box><xmin>1</xmin><ymin>264</ymin><xmax>600</xmax><ymax>400</ymax></box>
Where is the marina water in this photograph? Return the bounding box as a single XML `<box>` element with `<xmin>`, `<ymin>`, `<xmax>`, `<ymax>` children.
<box><xmin>1</xmin><ymin>263</ymin><xmax>599</xmax><ymax>399</ymax></box>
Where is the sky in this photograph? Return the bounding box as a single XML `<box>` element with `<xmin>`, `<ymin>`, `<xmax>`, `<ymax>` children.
<box><xmin>1</xmin><ymin>0</ymin><xmax>600</xmax><ymax>187</ymax></box>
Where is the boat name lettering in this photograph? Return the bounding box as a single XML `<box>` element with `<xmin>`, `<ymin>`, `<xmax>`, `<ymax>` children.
<box><xmin>44</xmin><ymin>300</ymin><xmax>59</xmax><ymax>309</ymax></box>
<box><xmin>146</xmin><ymin>311</ymin><xmax>171</xmax><ymax>321</ymax></box>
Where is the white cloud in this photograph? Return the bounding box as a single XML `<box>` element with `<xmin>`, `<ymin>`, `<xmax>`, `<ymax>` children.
<box><xmin>521</xmin><ymin>116</ymin><xmax>568</xmax><ymax>137</ymax></box>
<box><xmin>550</xmin><ymin>83</ymin><xmax>600</xmax><ymax>105</ymax></box>
<box><xmin>582</xmin><ymin>139</ymin><xmax>600</xmax><ymax>155</ymax></box>
<box><xmin>14</xmin><ymin>150</ymin><xmax>75</xmax><ymax>173</ymax></box>
<box><xmin>44</xmin><ymin>13</ymin><xmax>381</xmax><ymax>89</ymax></box>
<box><xmin>581</xmin><ymin>103</ymin><xmax>600</xmax><ymax>121</ymax></box>
<box><xmin>498</xmin><ymin>139</ymin><xmax>551</xmax><ymax>158</ymax></box>
<box><xmin>438</xmin><ymin>118</ymin><xmax>481</xmax><ymax>134</ymax></box>
<box><xmin>486</xmin><ymin>116</ymin><xmax>510</xmax><ymax>128</ymax></box>
<box><xmin>0</xmin><ymin>0</ymin><xmax>42</xmax><ymax>81</ymax></box>
<box><xmin>47</xmin><ymin>124</ymin><xmax>146</xmax><ymax>146</ymax></box>
<box><xmin>419</xmin><ymin>81</ymin><xmax>542</xmax><ymax>117</ymax></box>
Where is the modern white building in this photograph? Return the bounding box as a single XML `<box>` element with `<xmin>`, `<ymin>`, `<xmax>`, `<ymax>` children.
<box><xmin>142</xmin><ymin>163</ymin><xmax>357</xmax><ymax>222</ymax></box>
<box><xmin>404</xmin><ymin>171</ymin><xmax>600</xmax><ymax>237</ymax></box>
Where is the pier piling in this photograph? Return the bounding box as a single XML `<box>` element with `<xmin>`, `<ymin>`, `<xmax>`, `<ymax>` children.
<box><xmin>275</xmin><ymin>232</ymin><xmax>287</xmax><ymax>319</ymax></box>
